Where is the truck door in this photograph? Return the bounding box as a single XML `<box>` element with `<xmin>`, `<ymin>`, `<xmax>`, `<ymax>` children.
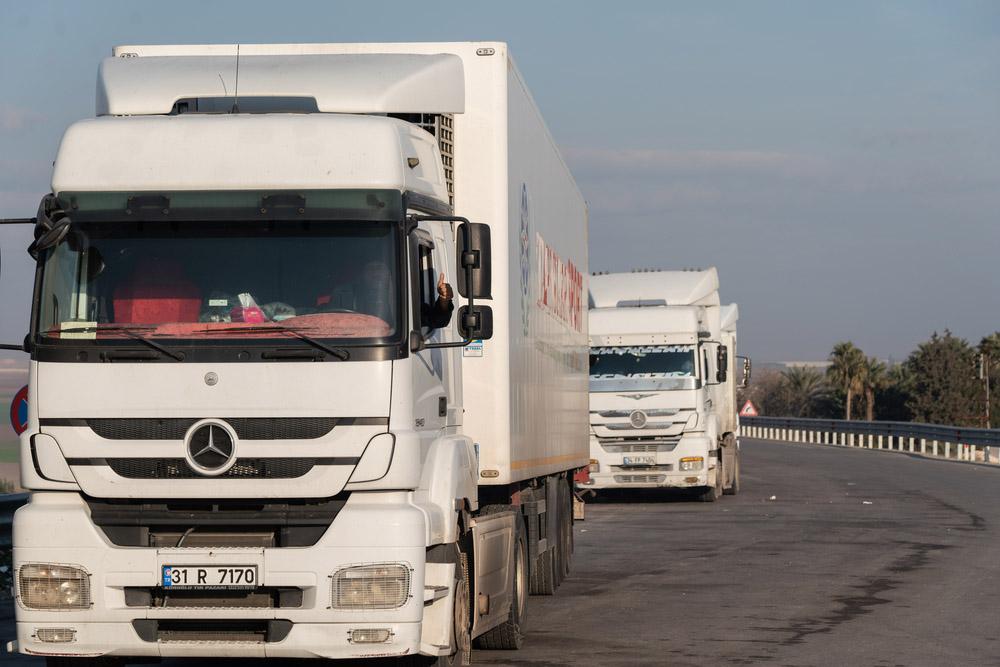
<box><xmin>431</xmin><ymin>223</ymin><xmax>462</xmax><ymax>430</ymax></box>
<box><xmin>410</xmin><ymin>223</ymin><xmax>460</xmax><ymax>444</ymax></box>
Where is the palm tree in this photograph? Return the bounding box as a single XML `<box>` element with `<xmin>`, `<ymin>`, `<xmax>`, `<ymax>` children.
<box><xmin>827</xmin><ymin>342</ymin><xmax>865</xmax><ymax>420</ymax></box>
<box><xmin>861</xmin><ymin>356</ymin><xmax>887</xmax><ymax>421</ymax></box>
<box><xmin>781</xmin><ymin>366</ymin><xmax>831</xmax><ymax>417</ymax></box>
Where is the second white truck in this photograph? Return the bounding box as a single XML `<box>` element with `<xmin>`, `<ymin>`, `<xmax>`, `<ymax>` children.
<box><xmin>582</xmin><ymin>269</ymin><xmax>749</xmax><ymax>500</ymax></box>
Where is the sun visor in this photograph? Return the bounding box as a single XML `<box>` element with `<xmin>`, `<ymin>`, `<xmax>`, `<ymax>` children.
<box><xmin>97</xmin><ymin>53</ymin><xmax>465</xmax><ymax>116</ymax></box>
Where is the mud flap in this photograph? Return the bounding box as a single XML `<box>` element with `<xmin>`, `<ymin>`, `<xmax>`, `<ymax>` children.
<box><xmin>469</xmin><ymin>511</ymin><xmax>515</xmax><ymax>638</ymax></box>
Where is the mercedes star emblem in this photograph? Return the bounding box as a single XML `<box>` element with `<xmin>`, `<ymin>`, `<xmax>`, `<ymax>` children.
<box><xmin>629</xmin><ymin>410</ymin><xmax>648</xmax><ymax>429</ymax></box>
<box><xmin>184</xmin><ymin>420</ymin><xmax>238</xmax><ymax>476</ymax></box>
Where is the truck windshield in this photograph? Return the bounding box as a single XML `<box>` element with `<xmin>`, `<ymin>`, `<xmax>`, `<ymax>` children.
<box><xmin>589</xmin><ymin>345</ymin><xmax>699</xmax><ymax>392</ymax></box>
<box><xmin>36</xmin><ymin>219</ymin><xmax>402</xmax><ymax>348</ymax></box>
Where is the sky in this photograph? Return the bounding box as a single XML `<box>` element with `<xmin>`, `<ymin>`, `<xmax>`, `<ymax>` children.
<box><xmin>0</xmin><ymin>0</ymin><xmax>998</xmax><ymax>363</ymax></box>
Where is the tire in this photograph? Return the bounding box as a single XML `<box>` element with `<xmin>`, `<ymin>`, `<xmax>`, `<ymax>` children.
<box><xmin>402</xmin><ymin>544</ymin><xmax>471</xmax><ymax>666</ymax></box>
<box><xmin>475</xmin><ymin>512</ymin><xmax>528</xmax><ymax>650</ymax></box>
<box><xmin>558</xmin><ymin>481</ymin><xmax>572</xmax><ymax>579</ymax></box>
<box><xmin>723</xmin><ymin>451</ymin><xmax>740</xmax><ymax>496</ymax></box>
<box><xmin>529</xmin><ymin>541</ymin><xmax>556</xmax><ymax>595</ymax></box>
<box><xmin>697</xmin><ymin>457</ymin><xmax>723</xmax><ymax>502</ymax></box>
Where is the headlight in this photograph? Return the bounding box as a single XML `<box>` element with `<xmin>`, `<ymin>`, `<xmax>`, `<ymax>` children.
<box><xmin>18</xmin><ymin>564</ymin><xmax>91</xmax><ymax>610</ymax></box>
<box><xmin>332</xmin><ymin>564</ymin><xmax>411</xmax><ymax>610</ymax></box>
<box><xmin>679</xmin><ymin>456</ymin><xmax>704</xmax><ymax>471</ymax></box>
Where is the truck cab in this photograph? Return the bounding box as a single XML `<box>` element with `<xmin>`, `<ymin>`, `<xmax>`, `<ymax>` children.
<box><xmin>583</xmin><ymin>269</ymin><xmax>745</xmax><ymax>501</ymax></box>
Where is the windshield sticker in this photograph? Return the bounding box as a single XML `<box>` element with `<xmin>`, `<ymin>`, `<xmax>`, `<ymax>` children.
<box><xmin>61</xmin><ymin>321</ymin><xmax>97</xmax><ymax>339</ymax></box>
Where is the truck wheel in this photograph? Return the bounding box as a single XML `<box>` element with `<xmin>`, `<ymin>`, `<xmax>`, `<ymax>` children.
<box><xmin>404</xmin><ymin>544</ymin><xmax>471</xmax><ymax>666</ymax></box>
<box><xmin>529</xmin><ymin>543</ymin><xmax>556</xmax><ymax>595</ymax></box>
<box><xmin>475</xmin><ymin>513</ymin><xmax>528</xmax><ymax>650</ymax></box>
<box><xmin>723</xmin><ymin>452</ymin><xmax>741</xmax><ymax>496</ymax></box>
<box><xmin>558</xmin><ymin>481</ymin><xmax>572</xmax><ymax>579</ymax></box>
<box><xmin>697</xmin><ymin>460</ymin><xmax>723</xmax><ymax>502</ymax></box>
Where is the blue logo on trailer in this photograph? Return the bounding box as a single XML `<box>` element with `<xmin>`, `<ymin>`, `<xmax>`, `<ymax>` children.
<box><xmin>9</xmin><ymin>385</ymin><xmax>28</xmax><ymax>436</ymax></box>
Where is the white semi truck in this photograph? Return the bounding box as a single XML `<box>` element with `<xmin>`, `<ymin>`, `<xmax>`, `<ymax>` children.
<box><xmin>583</xmin><ymin>269</ymin><xmax>749</xmax><ymax>501</ymax></box>
<box><xmin>0</xmin><ymin>42</ymin><xmax>589</xmax><ymax>665</ymax></box>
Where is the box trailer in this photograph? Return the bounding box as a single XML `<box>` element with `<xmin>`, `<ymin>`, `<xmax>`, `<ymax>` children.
<box><xmin>1</xmin><ymin>42</ymin><xmax>588</xmax><ymax>665</ymax></box>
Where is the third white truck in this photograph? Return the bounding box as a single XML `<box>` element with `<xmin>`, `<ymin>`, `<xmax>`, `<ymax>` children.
<box><xmin>582</xmin><ymin>269</ymin><xmax>749</xmax><ymax>501</ymax></box>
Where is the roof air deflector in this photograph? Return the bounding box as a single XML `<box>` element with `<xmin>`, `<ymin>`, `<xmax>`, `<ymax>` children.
<box><xmin>97</xmin><ymin>53</ymin><xmax>466</xmax><ymax>116</ymax></box>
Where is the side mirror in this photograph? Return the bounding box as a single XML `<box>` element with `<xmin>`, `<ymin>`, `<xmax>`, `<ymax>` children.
<box><xmin>1</xmin><ymin>216</ymin><xmax>40</xmax><ymax>353</ymax></box>
<box><xmin>716</xmin><ymin>345</ymin><xmax>728</xmax><ymax>383</ymax></box>
<box><xmin>459</xmin><ymin>305</ymin><xmax>493</xmax><ymax>341</ymax></box>
<box><xmin>0</xmin><ymin>249</ymin><xmax>32</xmax><ymax>352</ymax></box>
<box><xmin>739</xmin><ymin>356</ymin><xmax>752</xmax><ymax>387</ymax></box>
<box><xmin>456</xmin><ymin>223</ymin><xmax>492</xmax><ymax>299</ymax></box>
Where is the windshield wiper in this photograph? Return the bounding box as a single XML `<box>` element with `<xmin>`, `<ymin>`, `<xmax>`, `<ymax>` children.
<box><xmin>57</xmin><ymin>325</ymin><xmax>185</xmax><ymax>361</ymax></box>
<box><xmin>211</xmin><ymin>325</ymin><xmax>350</xmax><ymax>361</ymax></box>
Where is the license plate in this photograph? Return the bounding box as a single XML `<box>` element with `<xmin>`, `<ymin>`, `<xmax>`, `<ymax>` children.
<box><xmin>623</xmin><ymin>456</ymin><xmax>656</xmax><ymax>466</ymax></box>
<box><xmin>162</xmin><ymin>565</ymin><xmax>258</xmax><ymax>590</ymax></box>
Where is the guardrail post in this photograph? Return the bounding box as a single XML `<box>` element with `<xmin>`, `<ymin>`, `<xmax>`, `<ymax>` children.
<box><xmin>877</xmin><ymin>435</ymin><xmax>883</xmax><ymax>449</ymax></box>
<box><xmin>944</xmin><ymin>442</ymin><xmax>951</xmax><ymax>459</ymax></box>
<box><xmin>868</xmin><ymin>434</ymin><xmax>874</xmax><ymax>449</ymax></box>
<box><xmin>921</xmin><ymin>438</ymin><xmax>927</xmax><ymax>454</ymax></box>
<box><xmin>932</xmin><ymin>440</ymin><xmax>939</xmax><ymax>456</ymax></box>
<box><xmin>909</xmin><ymin>436</ymin><xmax>915</xmax><ymax>453</ymax></box>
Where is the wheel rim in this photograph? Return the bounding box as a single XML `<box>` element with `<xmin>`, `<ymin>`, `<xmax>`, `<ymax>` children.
<box><xmin>515</xmin><ymin>538</ymin><xmax>527</xmax><ymax>618</ymax></box>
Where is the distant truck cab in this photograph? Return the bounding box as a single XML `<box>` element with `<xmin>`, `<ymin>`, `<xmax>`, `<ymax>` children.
<box><xmin>583</xmin><ymin>269</ymin><xmax>749</xmax><ymax>500</ymax></box>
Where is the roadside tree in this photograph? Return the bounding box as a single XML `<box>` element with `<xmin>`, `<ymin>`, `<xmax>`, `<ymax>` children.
<box><xmin>905</xmin><ymin>331</ymin><xmax>983</xmax><ymax>426</ymax></box>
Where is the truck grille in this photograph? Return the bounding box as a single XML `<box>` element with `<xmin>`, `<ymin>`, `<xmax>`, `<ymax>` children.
<box><xmin>598</xmin><ymin>436</ymin><xmax>681</xmax><ymax>453</ymax></box>
<box><xmin>613</xmin><ymin>474</ymin><xmax>667</xmax><ymax>484</ymax></box>
<box><xmin>106</xmin><ymin>457</ymin><xmax>319</xmax><ymax>479</ymax></box>
<box><xmin>83</xmin><ymin>417</ymin><xmax>350</xmax><ymax>440</ymax></box>
<box><xmin>126</xmin><ymin>587</ymin><xmax>302</xmax><ymax>609</ymax></box>
<box><xmin>132</xmin><ymin>619</ymin><xmax>292</xmax><ymax>644</ymax></box>
<box><xmin>86</xmin><ymin>496</ymin><xmax>348</xmax><ymax>547</ymax></box>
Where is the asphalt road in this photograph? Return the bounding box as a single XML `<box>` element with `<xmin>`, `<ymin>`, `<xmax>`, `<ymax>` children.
<box><xmin>4</xmin><ymin>438</ymin><xmax>999</xmax><ymax>666</ymax></box>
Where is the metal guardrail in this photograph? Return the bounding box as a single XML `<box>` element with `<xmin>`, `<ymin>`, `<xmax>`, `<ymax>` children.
<box><xmin>740</xmin><ymin>416</ymin><xmax>1000</xmax><ymax>464</ymax></box>
<box><xmin>0</xmin><ymin>493</ymin><xmax>28</xmax><ymax>548</ymax></box>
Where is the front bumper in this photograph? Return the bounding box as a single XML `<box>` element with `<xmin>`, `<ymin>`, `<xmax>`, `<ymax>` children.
<box><xmin>583</xmin><ymin>434</ymin><xmax>715</xmax><ymax>490</ymax></box>
<box><xmin>12</xmin><ymin>491</ymin><xmax>433</xmax><ymax>660</ymax></box>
